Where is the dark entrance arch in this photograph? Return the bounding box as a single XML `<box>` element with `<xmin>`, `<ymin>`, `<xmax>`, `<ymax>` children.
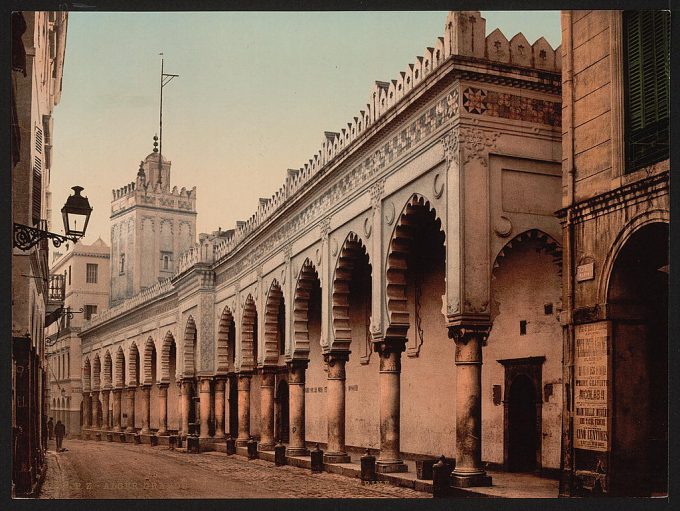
<box><xmin>508</xmin><ymin>375</ymin><xmax>538</xmax><ymax>472</ymax></box>
<box><xmin>275</xmin><ymin>380</ymin><xmax>290</xmax><ymax>443</ymax></box>
<box><xmin>608</xmin><ymin>221</ymin><xmax>668</xmax><ymax>496</ymax></box>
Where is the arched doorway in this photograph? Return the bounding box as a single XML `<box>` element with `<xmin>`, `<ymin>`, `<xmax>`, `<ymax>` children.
<box><xmin>507</xmin><ymin>375</ymin><xmax>538</xmax><ymax>472</ymax></box>
<box><xmin>608</xmin><ymin>222</ymin><xmax>668</xmax><ymax>496</ymax></box>
<box><xmin>275</xmin><ymin>380</ymin><xmax>289</xmax><ymax>443</ymax></box>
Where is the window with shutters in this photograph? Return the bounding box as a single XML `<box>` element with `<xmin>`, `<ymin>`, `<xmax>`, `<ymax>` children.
<box><xmin>32</xmin><ymin>156</ymin><xmax>42</xmax><ymax>225</ymax></box>
<box><xmin>84</xmin><ymin>304</ymin><xmax>98</xmax><ymax>320</ymax></box>
<box><xmin>86</xmin><ymin>263</ymin><xmax>98</xmax><ymax>283</ymax></box>
<box><xmin>623</xmin><ymin>11</ymin><xmax>670</xmax><ymax>172</ymax></box>
<box><xmin>35</xmin><ymin>127</ymin><xmax>43</xmax><ymax>154</ymax></box>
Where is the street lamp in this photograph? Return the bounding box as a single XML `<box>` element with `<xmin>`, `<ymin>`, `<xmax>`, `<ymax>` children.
<box><xmin>14</xmin><ymin>186</ymin><xmax>93</xmax><ymax>250</ymax></box>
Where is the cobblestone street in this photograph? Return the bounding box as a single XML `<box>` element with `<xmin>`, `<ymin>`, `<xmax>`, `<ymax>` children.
<box><xmin>38</xmin><ymin>439</ymin><xmax>427</xmax><ymax>499</ymax></box>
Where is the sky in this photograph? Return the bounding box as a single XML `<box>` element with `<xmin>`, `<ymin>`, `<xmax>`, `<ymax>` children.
<box><xmin>49</xmin><ymin>11</ymin><xmax>561</xmax><ymax>248</ymax></box>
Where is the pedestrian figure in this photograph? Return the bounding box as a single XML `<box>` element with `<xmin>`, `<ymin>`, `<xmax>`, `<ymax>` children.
<box><xmin>55</xmin><ymin>420</ymin><xmax>66</xmax><ymax>452</ymax></box>
<box><xmin>47</xmin><ymin>417</ymin><xmax>54</xmax><ymax>440</ymax></box>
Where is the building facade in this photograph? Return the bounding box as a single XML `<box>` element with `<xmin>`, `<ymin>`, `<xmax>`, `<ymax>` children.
<box><xmin>11</xmin><ymin>11</ymin><xmax>68</xmax><ymax>496</ymax></box>
<box><xmin>77</xmin><ymin>11</ymin><xmax>567</xmax><ymax>488</ymax></box>
<box><xmin>558</xmin><ymin>10</ymin><xmax>669</xmax><ymax>497</ymax></box>
<box><xmin>46</xmin><ymin>239</ymin><xmax>111</xmax><ymax>437</ymax></box>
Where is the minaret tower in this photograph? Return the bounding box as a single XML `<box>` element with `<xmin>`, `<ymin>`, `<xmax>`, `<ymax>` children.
<box><xmin>109</xmin><ymin>137</ymin><xmax>197</xmax><ymax>306</ymax></box>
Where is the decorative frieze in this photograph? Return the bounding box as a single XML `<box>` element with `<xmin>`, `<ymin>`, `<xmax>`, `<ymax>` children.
<box><xmin>462</xmin><ymin>86</ymin><xmax>561</xmax><ymax>127</ymax></box>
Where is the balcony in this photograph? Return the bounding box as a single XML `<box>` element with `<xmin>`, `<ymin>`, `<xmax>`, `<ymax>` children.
<box><xmin>45</xmin><ymin>273</ymin><xmax>65</xmax><ymax>328</ymax></box>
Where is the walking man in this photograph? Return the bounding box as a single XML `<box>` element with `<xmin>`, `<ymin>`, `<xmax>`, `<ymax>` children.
<box><xmin>55</xmin><ymin>420</ymin><xmax>66</xmax><ymax>452</ymax></box>
<box><xmin>47</xmin><ymin>417</ymin><xmax>54</xmax><ymax>440</ymax></box>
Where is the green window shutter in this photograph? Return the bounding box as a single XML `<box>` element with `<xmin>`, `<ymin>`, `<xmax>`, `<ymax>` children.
<box><xmin>624</xmin><ymin>10</ymin><xmax>670</xmax><ymax>172</ymax></box>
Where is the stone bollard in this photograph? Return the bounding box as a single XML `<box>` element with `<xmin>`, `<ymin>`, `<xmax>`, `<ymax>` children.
<box><xmin>187</xmin><ymin>434</ymin><xmax>200</xmax><ymax>454</ymax></box>
<box><xmin>134</xmin><ymin>433</ymin><xmax>141</xmax><ymax>445</ymax></box>
<box><xmin>274</xmin><ymin>440</ymin><xmax>286</xmax><ymax>466</ymax></box>
<box><xmin>310</xmin><ymin>443</ymin><xmax>324</xmax><ymax>473</ymax></box>
<box><xmin>360</xmin><ymin>449</ymin><xmax>376</xmax><ymax>482</ymax></box>
<box><xmin>106</xmin><ymin>432</ymin><xmax>113</xmax><ymax>442</ymax></box>
<box><xmin>247</xmin><ymin>437</ymin><xmax>258</xmax><ymax>459</ymax></box>
<box><xmin>150</xmin><ymin>435</ymin><xmax>159</xmax><ymax>447</ymax></box>
<box><xmin>226</xmin><ymin>436</ymin><xmax>236</xmax><ymax>455</ymax></box>
<box><xmin>169</xmin><ymin>435</ymin><xmax>176</xmax><ymax>450</ymax></box>
<box><xmin>432</xmin><ymin>455</ymin><xmax>450</xmax><ymax>498</ymax></box>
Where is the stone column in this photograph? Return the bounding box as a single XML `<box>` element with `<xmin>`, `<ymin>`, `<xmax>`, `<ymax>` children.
<box><xmin>101</xmin><ymin>389</ymin><xmax>110</xmax><ymax>430</ymax></box>
<box><xmin>214</xmin><ymin>377</ymin><xmax>226</xmax><ymax>438</ymax></box>
<box><xmin>236</xmin><ymin>373</ymin><xmax>251</xmax><ymax>446</ymax></box>
<box><xmin>287</xmin><ymin>360</ymin><xmax>309</xmax><ymax>456</ymax></box>
<box><xmin>181</xmin><ymin>380</ymin><xmax>192</xmax><ymax>437</ymax></box>
<box><xmin>112</xmin><ymin>389</ymin><xmax>122</xmax><ymax>432</ymax></box>
<box><xmin>126</xmin><ymin>387</ymin><xmax>136</xmax><ymax>432</ymax></box>
<box><xmin>199</xmin><ymin>377</ymin><xmax>212</xmax><ymax>439</ymax></box>
<box><xmin>449</xmin><ymin>325</ymin><xmax>492</xmax><ymax>487</ymax></box>
<box><xmin>376</xmin><ymin>340</ymin><xmax>407</xmax><ymax>473</ymax></box>
<box><xmin>324</xmin><ymin>352</ymin><xmax>351</xmax><ymax>463</ymax></box>
<box><xmin>91</xmin><ymin>391</ymin><xmax>100</xmax><ymax>428</ymax></box>
<box><xmin>157</xmin><ymin>383</ymin><xmax>169</xmax><ymax>436</ymax></box>
<box><xmin>259</xmin><ymin>369</ymin><xmax>276</xmax><ymax>450</ymax></box>
<box><xmin>83</xmin><ymin>392</ymin><xmax>92</xmax><ymax>428</ymax></box>
<box><xmin>140</xmin><ymin>385</ymin><xmax>151</xmax><ymax>434</ymax></box>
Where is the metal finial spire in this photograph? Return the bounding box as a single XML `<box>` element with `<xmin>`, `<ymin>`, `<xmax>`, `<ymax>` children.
<box><xmin>152</xmin><ymin>135</ymin><xmax>158</xmax><ymax>153</ymax></box>
<box><xmin>158</xmin><ymin>53</ymin><xmax>179</xmax><ymax>187</ymax></box>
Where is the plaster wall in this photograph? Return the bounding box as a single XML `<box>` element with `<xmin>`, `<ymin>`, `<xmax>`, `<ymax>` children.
<box><xmin>483</xmin><ymin>239</ymin><xmax>562</xmax><ymax>469</ymax></box>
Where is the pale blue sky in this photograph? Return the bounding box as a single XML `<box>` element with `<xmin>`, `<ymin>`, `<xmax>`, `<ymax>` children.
<box><xmin>50</xmin><ymin>11</ymin><xmax>561</xmax><ymax>246</ymax></box>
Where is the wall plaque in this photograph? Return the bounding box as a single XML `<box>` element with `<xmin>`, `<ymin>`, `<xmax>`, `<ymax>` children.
<box><xmin>576</xmin><ymin>262</ymin><xmax>595</xmax><ymax>282</ymax></box>
<box><xmin>574</xmin><ymin>321</ymin><xmax>610</xmax><ymax>452</ymax></box>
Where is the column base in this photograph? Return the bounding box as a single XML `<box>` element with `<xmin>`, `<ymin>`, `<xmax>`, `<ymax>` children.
<box><xmin>451</xmin><ymin>471</ymin><xmax>492</xmax><ymax>488</ymax></box>
<box><xmin>235</xmin><ymin>438</ymin><xmax>249</xmax><ymax>447</ymax></box>
<box><xmin>258</xmin><ymin>442</ymin><xmax>275</xmax><ymax>452</ymax></box>
<box><xmin>323</xmin><ymin>452</ymin><xmax>351</xmax><ymax>464</ymax></box>
<box><xmin>286</xmin><ymin>447</ymin><xmax>309</xmax><ymax>457</ymax></box>
<box><xmin>376</xmin><ymin>460</ymin><xmax>408</xmax><ymax>473</ymax></box>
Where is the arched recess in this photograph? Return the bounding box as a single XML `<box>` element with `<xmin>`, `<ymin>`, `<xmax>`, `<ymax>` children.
<box><xmin>128</xmin><ymin>342</ymin><xmax>140</xmax><ymax>386</ymax></box>
<box><xmin>183</xmin><ymin>316</ymin><xmax>197</xmax><ymax>377</ymax></box>
<box><xmin>103</xmin><ymin>351</ymin><xmax>112</xmax><ymax>389</ymax></box>
<box><xmin>240</xmin><ymin>294</ymin><xmax>258</xmax><ymax>371</ymax></box>
<box><xmin>263</xmin><ymin>279</ymin><xmax>284</xmax><ymax>365</ymax></box>
<box><xmin>217</xmin><ymin>306</ymin><xmax>236</xmax><ymax>374</ymax></box>
<box><xmin>143</xmin><ymin>337</ymin><xmax>156</xmax><ymax>384</ymax></box>
<box><xmin>490</xmin><ymin>229</ymin><xmax>562</xmax><ymax>321</ymax></box>
<box><xmin>384</xmin><ymin>194</ymin><xmax>444</xmax><ymax>340</ymax></box>
<box><xmin>292</xmin><ymin>259</ymin><xmax>321</xmax><ymax>359</ymax></box>
<box><xmin>92</xmin><ymin>354</ymin><xmax>101</xmax><ymax>391</ymax></box>
<box><xmin>82</xmin><ymin>357</ymin><xmax>92</xmax><ymax>392</ymax></box>
<box><xmin>114</xmin><ymin>347</ymin><xmax>126</xmax><ymax>389</ymax></box>
<box><xmin>606</xmin><ymin>220</ymin><xmax>668</xmax><ymax>496</ymax></box>
<box><xmin>160</xmin><ymin>332</ymin><xmax>176</xmax><ymax>382</ymax></box>
<box><xmin>331</xmin><ymin>231</ymin><xmax>371</xmax><ymax>352</ymax></box>
<box><xmin>597</xmin><ymin>209</ymin><xmax>669</xmax><ymax>305</ymax></box>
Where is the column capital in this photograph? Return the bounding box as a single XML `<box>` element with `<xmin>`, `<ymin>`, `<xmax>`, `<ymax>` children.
<box><xmin>374</xmin><ymin>338</ymin><xmax>406</xmax><ymax>355</ymax></box>
<box><xmin>324</xmin><ymin>351</ymin><xmax>349</xmax><ymax>380</ymax></box>
<box><xmin>447</xmin><ymin>323</ymin><xmax>491</xmax><ymax>345</ymax></box>
<box><xmin>260</xmin><ymin>370</ymin><xmax>275</xmax><ymax>387</ymax></box>
<box><xmin>237</xmin><ymin>373</ymin><xmax>252</xmax><ymax>391</ymax></box>
<box><xmin>156</xmin><ymin>382</ymin><xmax>169</xmax><ymax>390</ymax></box>
<box><xmin>214</xmin><ymin>378</ymin><xmax>226</xmax><ymax>391</ymax></box>
<box><xmin>198</xmin><ymin>377</ymin><xmax>211</xmax><ymax>392</ymax></box>
<box><xmin>287</xmin><ymin>359</ymin><xmax>309</xmax><ymax>385</ymax></box>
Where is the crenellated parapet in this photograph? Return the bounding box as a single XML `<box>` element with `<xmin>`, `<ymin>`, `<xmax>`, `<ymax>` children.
<box><xmin>111</xmin><ymin>177</ymin><xmax>197</xmax><ymax>217</ymax></box>
<box><xmin>211</xmin><ymin>10</ymin><xmax>560</xmax><ymax>265</ymax></box>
